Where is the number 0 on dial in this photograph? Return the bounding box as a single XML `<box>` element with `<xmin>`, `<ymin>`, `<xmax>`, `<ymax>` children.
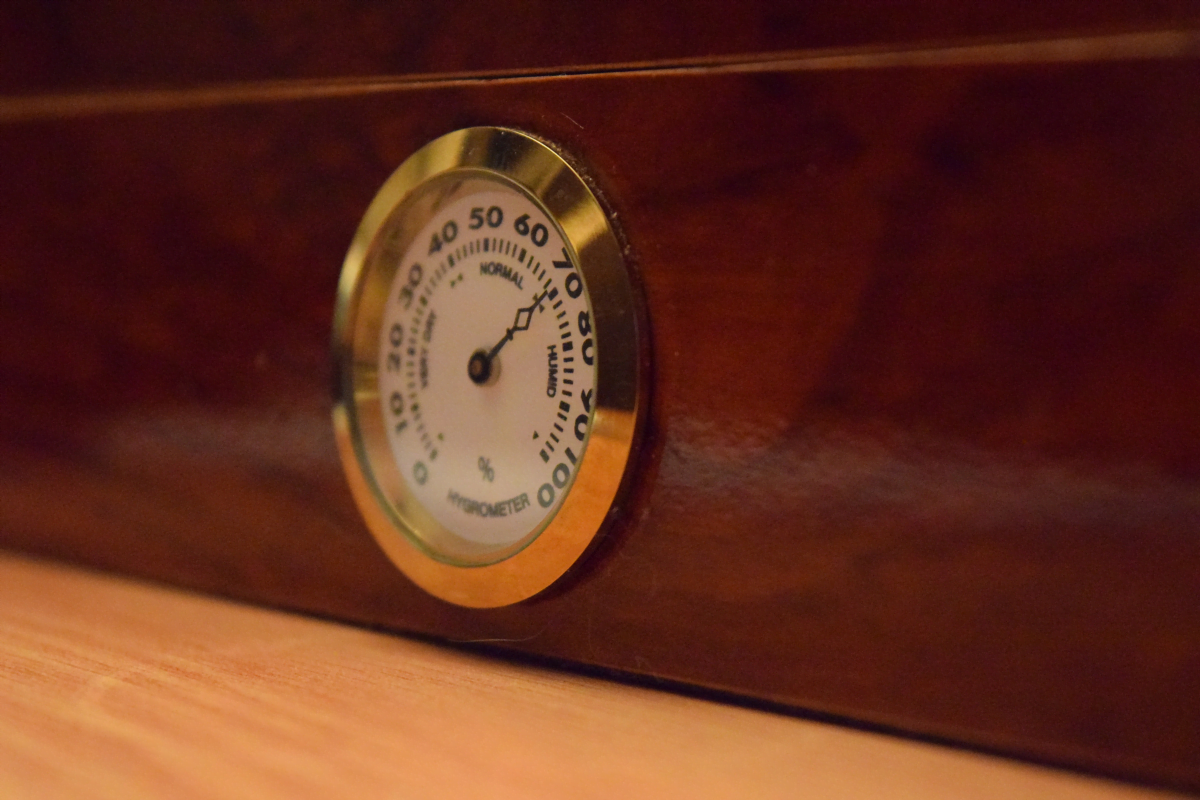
<box><xmin>332</xmin><ymin>127</ymin><xmax>644</xmax><ymax>607</ymax></box>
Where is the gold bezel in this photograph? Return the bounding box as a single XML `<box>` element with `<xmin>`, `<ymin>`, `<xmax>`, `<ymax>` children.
<box><xmin>332</xmin><ymin>127</ymin><xmax>642</xmax><ymax>608</ymax></box>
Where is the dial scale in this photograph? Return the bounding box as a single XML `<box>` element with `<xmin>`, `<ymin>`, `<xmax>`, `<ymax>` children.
<box><xmin>333</xmin><ymin>128</ymin><xmax>643</xmax><ymax>607</ymax></box>
<box><xmin>379</xmin><ymin>187</ymin><xmax>598</xmax><ymax>553</ymax></box>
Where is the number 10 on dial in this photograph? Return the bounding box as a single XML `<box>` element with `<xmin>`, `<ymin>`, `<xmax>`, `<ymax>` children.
<box><xmin>332</xmin><ymin>127</ymin><xmax>645</xmax><ymax>608</ymax></box>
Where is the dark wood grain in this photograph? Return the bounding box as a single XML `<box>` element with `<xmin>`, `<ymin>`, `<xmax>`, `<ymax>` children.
<box><xmin>2</xmin><ymin>0</ymin><xmax>1199</xmax><ymax>93</ymax></box>
<box><xmin>2</xmin><ymin>56</ymin><xmax>1199</xmax><ymax>790</ymax></box>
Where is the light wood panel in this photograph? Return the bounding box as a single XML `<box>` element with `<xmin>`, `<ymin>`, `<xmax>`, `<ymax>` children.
<box><xmin>0</xmin><ymin>552</ymin><xmax>1183</xmax><ymax>800</ymax></box>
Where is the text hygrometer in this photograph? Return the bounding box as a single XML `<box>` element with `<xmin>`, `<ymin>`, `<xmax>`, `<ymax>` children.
<box><xmin>332</xmin><ymin>127</ymin><xmax>643</xmax><ymax>608</ymax></box>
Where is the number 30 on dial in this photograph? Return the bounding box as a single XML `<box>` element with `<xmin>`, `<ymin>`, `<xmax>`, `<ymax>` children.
<box><xmin>332</xmin><ymin>127</ymin><xmax>645</xmax><ymax>608</ymax></box>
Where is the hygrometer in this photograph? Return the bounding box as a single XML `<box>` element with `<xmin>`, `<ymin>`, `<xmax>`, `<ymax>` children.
<box><xmin>332</xmin><ymin>127</ymin><xmax>644</xmax><ymax>607</ymax></box>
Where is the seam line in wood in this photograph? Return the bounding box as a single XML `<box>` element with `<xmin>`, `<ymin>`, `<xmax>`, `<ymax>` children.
<box><xmin>0</xmin><ymin>29</ymin><xmax>1197</xmax><ymax>124</ymax></box>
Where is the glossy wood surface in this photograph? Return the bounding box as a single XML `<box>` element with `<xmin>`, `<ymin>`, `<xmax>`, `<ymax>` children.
<box><xmin>2</xmin><ymin>37</ymin><xmax>1199</xmax><ymax>793</ymax></box>
<box><xmin>3</xmin><ymin>0</ymin><xmax>1199</xmax><ymax>93</ymax></box>
<box><xmin>4</xmin><ymin>552</ymin><xmax>1184</xmax><ymax>800</ymax></box>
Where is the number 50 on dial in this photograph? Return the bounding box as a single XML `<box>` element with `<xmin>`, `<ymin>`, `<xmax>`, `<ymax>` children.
<box><xmin>332</xmin><ymin>127</ymin><xmax>646</xmax><ymax>607</ymax></box>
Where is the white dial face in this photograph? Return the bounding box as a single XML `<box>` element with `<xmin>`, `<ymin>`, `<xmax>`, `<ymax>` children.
<box><xmin>377</xmin><ymin>182</ymin><xmax>597</xmax><ymax>560</ymax></box>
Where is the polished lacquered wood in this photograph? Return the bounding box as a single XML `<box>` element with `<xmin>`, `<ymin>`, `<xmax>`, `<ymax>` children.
<box><xmin>2</xmin><ymin>29</ymin><xmax>1199</xmax><ymax>794</ymax></box>
<box><xmin>2</xmin><ymin>0</ymin><xmax>1198</xmax><ymax>93</ymax></box>
<box><xmin>0</xmin><ymin>552</ymin><xmax>1186</xmax><ymax>800</ymax></box>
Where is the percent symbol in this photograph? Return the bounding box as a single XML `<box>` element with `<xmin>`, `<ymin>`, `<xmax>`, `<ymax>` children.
<box><xmin>478</xmin><ymin>457</ymin><xmax>495</xmax><ymax>482</ymax></box>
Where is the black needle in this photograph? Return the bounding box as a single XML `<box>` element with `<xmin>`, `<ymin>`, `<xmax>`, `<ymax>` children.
<box><xmin>468</xmin><ymin>290</ymin><xmax>549</xmax><ymax>385</ymax></box>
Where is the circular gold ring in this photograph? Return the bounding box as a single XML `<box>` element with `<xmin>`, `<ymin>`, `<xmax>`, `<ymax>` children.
<box><xmin>332</xmin><ymin>127</ymin><xmax>645</xmax><ymax>607</ymax></box>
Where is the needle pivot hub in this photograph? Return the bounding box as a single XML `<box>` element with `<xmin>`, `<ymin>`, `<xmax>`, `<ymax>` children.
<box><xmin>468</xmin><ymin>349</ymin><xmax>493</xmax><ymax>385</ymax></box>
